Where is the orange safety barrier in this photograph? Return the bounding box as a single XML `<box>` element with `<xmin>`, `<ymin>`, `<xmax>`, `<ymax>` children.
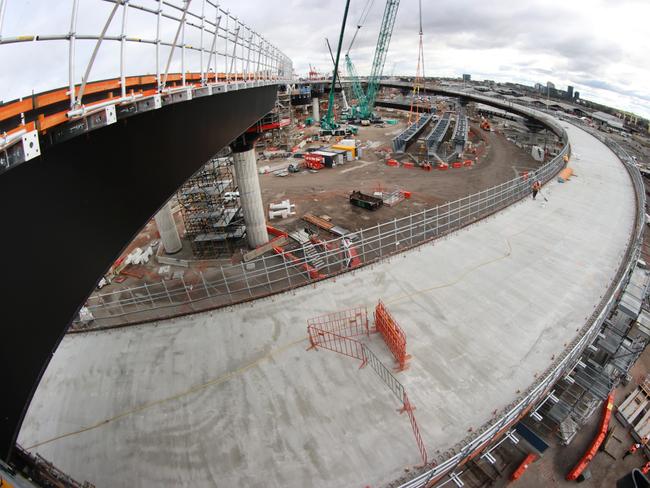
<box><xmin>273</xmin><ymin>246</ymin><xmax>325</xmax><ymax>280</ymax></box>
<box><xmin>401</xmin><ymin>392</ymin><xmax>428</xmax><ymax>467</ymax></box>
<box><xmin>402</xmin><ymin>162</ymin><xmax>415</xmax><ymax>169</ymax></box>
<box><xmin>510</xmin><ymin>453</ymin><xmax>538</xmax><ymax>481</ymax></box>
<box><xmin>451</xmin><ymin>162</ymin><xmax>463</xmax><ymax>169</ymax></box>
<box><xmin>386</xmin><ymin>159</ymin><xmax>400</xmax><ymax>167</ymax></box>
<box><xmin>438</xmin><ymin>163</ymin><xmax>449</xmax><ymax>170</ymax></box>
<box><xmin>558</xmin><ymin>167</ymin><xmax>573</xmax><ymax>182</ymax></box>
<box><xmin>307</xmin><ymin>313</ymin><xmax>428</xmax><ymax>467</ymax></box>
<box><xmin>566</xmin><ymin>392</ymin><xmax>615</xmax><ymax>480</ymax></box>
<box><xmin>463</xmin><ymin>159</ymin><xmax>473</xmax><ymax>167</ymax></box>
<box><xmin>374</xmin><ymin>300</ymin><xmax>410</xmax><ymax>371</ymax></box>
<box><xmin>266</xmin><ymin>224</ymin><xmax>288</xmax><ymax>238</ymax></box>
<box><xmin>307</xmin><ymin>326</ymin><xmax>367</xmax><ymax>367</ymax></box>
<box><xmin>307</xmin><ymin>306</ymin><xmax>370</xmax><ymax>339</ymax></box>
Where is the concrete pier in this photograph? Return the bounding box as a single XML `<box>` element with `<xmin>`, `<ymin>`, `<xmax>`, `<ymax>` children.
<box><xmin>153</xmin><ymin>201</ymin><xmax>182</xmax><ymax>254</ymax></box>
<box><xmin>232</xmin><ymin>147</ymin><xmax>268</xmax><ymax>248</ymax></box>
<box><xmin>312</xmin><ymin>96</ymin><xmax>320</xmax><ymax>122</ymax></box>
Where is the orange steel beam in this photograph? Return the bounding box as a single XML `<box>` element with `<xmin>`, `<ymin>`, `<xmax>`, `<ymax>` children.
<box><xmin>566</xmin><ymin>392</ymin><xmax>615</xmax><ymax>481</ymax></box>
<box><xmin>0</xmin><ymin>98</ymin><xmax>33</xmax><ymax>121</ymax></box>
<box><xmin>510</xmin><ymin>453</ymin><xmax>538</xmax><ymax>481</ymax></box>
<box><xmin>1</xmin><ymin>72</ymin><xmax>246</xmax><ymax>126</ymax></box>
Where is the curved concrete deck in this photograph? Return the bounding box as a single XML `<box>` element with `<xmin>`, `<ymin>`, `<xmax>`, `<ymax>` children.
<box><xmin>18</xmin><ymin>122</ymin><xmax>635</xmax><ymax>487</ymax></box>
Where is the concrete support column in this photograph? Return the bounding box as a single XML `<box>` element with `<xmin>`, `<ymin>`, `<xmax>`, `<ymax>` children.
<box><xmin>232</xmin><ymin>148</ymin><xmax>268</xmax><ymax>248</ymax></box>
<box><xmin>154</xmin><ymin>201</ymin><xmax>182</xmax><ymax>254</ymax></box>
<box><xmin>312</xmin><ymin>97</ymin><xmax>320</xmax><ymax>122</ymax></box>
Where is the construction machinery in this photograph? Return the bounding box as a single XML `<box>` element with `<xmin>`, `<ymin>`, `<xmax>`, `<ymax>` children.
<box><xmin>345</xmin><ymin>0</ymin><xmax>400</xmax><ymax>123</ymax></box>
<box><xmin>325</xmin><ymin>38</ymin><xmax>350</xmax><ymax>114</ymax></box>
<box><xmin>320</xmin><ymin>0</ymin><xmax>356</xmax><ymax>136</ymax></box>
<box><xmin>407</xmin><ymin>0</ymin><xmax>428</xmax><ymax>126</ymax></box>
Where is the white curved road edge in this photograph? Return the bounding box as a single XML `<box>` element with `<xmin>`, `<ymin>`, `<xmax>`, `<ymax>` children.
<box><xmin>19</xmin><ymin>121</ymin><xmax>635</xmax><ymax>488</ymax></box>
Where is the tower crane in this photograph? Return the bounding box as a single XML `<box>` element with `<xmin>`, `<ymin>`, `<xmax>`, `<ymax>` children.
<box><xmin>346</xmin><ymin>0</ymin><xmax>400</xmax><ymax>122</ymax></box>
<box><xmin>320</xmin><ymin>0</ymin><xmax>356</xmax><ymax>136</ymax></box>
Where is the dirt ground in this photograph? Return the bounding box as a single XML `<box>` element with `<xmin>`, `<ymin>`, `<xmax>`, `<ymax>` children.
<box><xmin>259</xmin><ymin>111</ymin><xmax>543</xmax><ymax>234</ymax></box>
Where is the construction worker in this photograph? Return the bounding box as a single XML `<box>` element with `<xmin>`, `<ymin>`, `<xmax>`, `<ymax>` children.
<box><xmin>642</xmin><ymin>461</ymin><xmax>650</xmax><ymax>475</ymax></box>
<box><xmin>531</xmin><ymin>180</ymin><xmax>541</xmax><ymax>200</ymax></box>
<box><xmin>624</xmin><ymin>442</ymin><xmax>642</xmax><ymax>459</ymax></box>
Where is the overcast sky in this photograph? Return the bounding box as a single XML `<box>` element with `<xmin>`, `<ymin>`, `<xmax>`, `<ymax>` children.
<box><xmin>2</xmin><ymin>0</ymin><xmax>649</xmax><ymax>119</ymax></box>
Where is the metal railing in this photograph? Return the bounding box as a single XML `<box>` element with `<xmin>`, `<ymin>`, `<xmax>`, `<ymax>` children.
<box><xmin>397</xmin><ymin>126</ymin><xmax>647</xmax><ymax>488</ymax></box>
<box><xmin>0</xmin><ymin>0</ymin><xmax>293</xmax><ymax>109</ymax></box>
<box><xmin>74</xmin><ymin>106</ymin><xmax>569</xmax><ymax>329</ymax></box>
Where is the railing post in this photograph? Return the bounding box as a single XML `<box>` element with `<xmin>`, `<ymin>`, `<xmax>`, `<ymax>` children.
<box><xmin>200</xmin><ymin>270</ymin><xmax>209</xmax><ymax>299</ymax></box>
<box><xmin>377</xmin><ymin>223</ymin><xmax>383</xmax><ymax>257</ymax></box>
<box><xmin>241</xmin><ymin>262</ymin><xmax>253</xmax><ymax>297</ymax></box>
<box><xmin>221</xmin><ymin>265</ymin><xmax>234</xmax><ymax>304</ymax></box>
<box><xmin>262</xmin><ymin>254</ymin><xmax>273</xmax><ymax>292</ymax></box>
<box><xmin>161</xmin><ymin>278</ymin><xmax>173</xmax><ymax>304</ymax></box>
<box><xmin>143</xmin><ymin>281</ymin><xmax>154</xmax><ymax>307</ymax></box>
<box><xmin>180</xmin><ymin>275</ymin><xmax>192</xmax><ymax>302</ymax></box>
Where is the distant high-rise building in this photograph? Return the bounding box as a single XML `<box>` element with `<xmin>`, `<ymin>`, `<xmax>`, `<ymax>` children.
<box><xmin>567</xmin><ymin>85</ymin><xmax>574</xmax><ymax>100</ymax></box>
<box><xmin>534</xmin><ymin>83</ymin><xmax>544</xmax><ymax>92</ymax></box>
<box><xmin>546</xmin><ymin>81</ymin><xmax>557</xmax><ymax>98</ymax></box>
<box><xmin>574</xmin><ymin>91</ymin><xmax>580</xmax><ymax>100</ymax></box>
<box><xmin>462</xmin><ymin>74</ymin><xmax>471</xmax><ymax>82</ymax></box>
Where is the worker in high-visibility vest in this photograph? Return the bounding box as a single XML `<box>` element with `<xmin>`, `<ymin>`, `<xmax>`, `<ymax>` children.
<box><xmin>642</xmin><ymin>461</ymin><xmax>650</xmax><ymax>475</ymax></box>
<box><xmin>624</xmin><ymin>442</ymin><xmax>642</xmax><ymax>459</ymax></box>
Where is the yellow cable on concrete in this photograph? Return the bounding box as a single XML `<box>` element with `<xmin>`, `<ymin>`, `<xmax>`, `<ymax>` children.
<box><xmin>384</xmin><ymin>238</ymin><xmax>513</xmax><ymax>306</ymax></box>
<box><xmin>25</xmin><ymin>337</ymin><xmax>306</xmax><ymax>450</ymax></box>
<box><xmin>26</xmin><ymin>208</ymin><xmax>557</xmax><ymax>451</ymax></box>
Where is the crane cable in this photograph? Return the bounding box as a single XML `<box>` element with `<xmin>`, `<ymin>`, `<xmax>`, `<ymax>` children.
<box><xmin>346</xmin><ymin>0</ymin><xmax>376</xmax><ymax>55</ymax></box>
<box><xmin>408</xmin><ymin>0</ymin><xmax>426</xmax><ymax>126</ymax></box>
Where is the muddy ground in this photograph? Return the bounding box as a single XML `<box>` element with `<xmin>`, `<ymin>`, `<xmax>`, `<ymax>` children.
<box><xmin>260</xmin><ymin>113</ymin><xmax>543</xmax><ymax>234</ymax></box>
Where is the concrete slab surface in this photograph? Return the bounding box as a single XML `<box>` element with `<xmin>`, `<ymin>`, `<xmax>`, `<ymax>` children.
<box><xmin>18</xmin><ymin>122</ymin><xmax>636</xmax><ymax>488</ymax></box>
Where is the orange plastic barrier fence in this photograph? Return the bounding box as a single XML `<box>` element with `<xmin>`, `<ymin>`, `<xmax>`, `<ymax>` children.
<box><xmin>402</xmin><ymin>392</ymin><xmax>428</xmax><ymax>467</ymax></box>
<box><xmin>307</xmin><ymin>326</ymin><xmax>367</xmax><ymax>367</ymax></box>
<box><xmin>307</xmin><ymin>307</ymin><xmax>369</xmax><ymax>338</ymax></box>
<box><xmin>566</xmin><ymin>392</ymin><xmax>615</xmax><ymax>480</ymax></box>
<box><xmin>374</xmin><ymin>300</ymin><xmax>409</xmax><ymax>371</ymax></box>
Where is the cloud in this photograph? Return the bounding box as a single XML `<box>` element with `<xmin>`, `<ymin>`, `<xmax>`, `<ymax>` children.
<box><xmin>1</xmin><ymin>0</ymin><xmax>649</xmax><ymax>119</ymax></box>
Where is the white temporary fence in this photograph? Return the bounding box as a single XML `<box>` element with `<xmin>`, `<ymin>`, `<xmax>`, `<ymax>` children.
<box><xmin>75</xmin><ymin>106</ymin><xmax>570</xmax><ymax>327</ymax></box>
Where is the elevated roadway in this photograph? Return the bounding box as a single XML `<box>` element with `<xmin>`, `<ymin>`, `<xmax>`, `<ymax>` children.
<box><xmin>18</xmin><ymin>118</ymin><xmax>637</xmax><ymax>487</ymax></box>
<box><xmin>0</xmin><ymin>83</ymin><xmax>279</xmax><ymax>457</ymax></box>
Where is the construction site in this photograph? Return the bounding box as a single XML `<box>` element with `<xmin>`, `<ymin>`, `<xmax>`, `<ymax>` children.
<box><xmin>2</xmin><ymin>0</ymin><xmax>650</xmax><ymax>487</ymax></box>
